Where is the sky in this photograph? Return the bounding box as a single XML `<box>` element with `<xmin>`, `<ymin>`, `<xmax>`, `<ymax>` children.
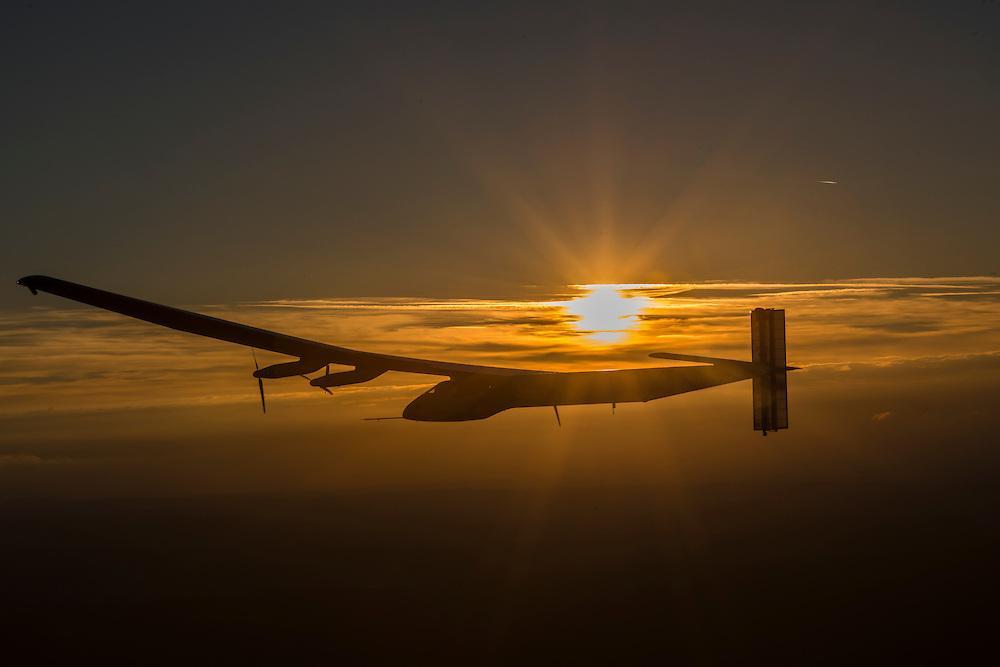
<box><xmin>2</xmin><ymin>2</ymin><xmax>999</xmax><ymax>661</ymax></box>
<box><xmin>2</xmin><ymin>1</ymin><xmax>999</xmax><ymax>307</ymax></box>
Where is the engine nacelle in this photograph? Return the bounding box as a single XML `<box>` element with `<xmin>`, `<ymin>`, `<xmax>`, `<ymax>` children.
<box><xmin>253</xmin><ymin>358</ymin><xmax>328</xmax><ymax>379</ymax></box>
<box><xmin>310</xmin><ymin>367</ymin><xmax>386</xmax><ymax>388</ymax></box>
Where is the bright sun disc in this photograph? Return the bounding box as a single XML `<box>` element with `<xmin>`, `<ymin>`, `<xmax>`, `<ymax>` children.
<box><xmin>560</xmin><ymin>285</ymin><xmax>650</xmax><ymax>343</ymax></box>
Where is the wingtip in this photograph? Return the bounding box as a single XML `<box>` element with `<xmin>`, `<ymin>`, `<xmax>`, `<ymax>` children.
<box><xmin>16</xmin><ymin>275</ymin><xmax>42</xmax><ymax>295</ymax></box>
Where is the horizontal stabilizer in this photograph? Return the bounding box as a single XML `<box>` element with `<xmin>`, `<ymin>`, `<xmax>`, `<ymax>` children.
<box><xmin>650</xmin><ymin>352</ymin><xmax>797</xmax><ymax>371</ymax></box>
<box><xmin>650</xmin><ymin>352</ymin><xmax>746</xmax><ymax>366</ymax></box>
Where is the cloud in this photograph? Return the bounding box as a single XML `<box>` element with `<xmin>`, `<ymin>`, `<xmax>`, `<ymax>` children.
<box><xmin>0</xmin><ymin>454</ymin><xmax>44</xmax><ymax>466</ymax></box>
<box><xmin>849</xmin><ymin>321</ymin><xmax>942</xmax><ymax>334</ymax></box>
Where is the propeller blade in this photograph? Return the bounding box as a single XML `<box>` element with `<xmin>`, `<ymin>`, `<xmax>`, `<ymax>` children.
<box><xmin>301</xmin><ymin>374</ymin><xmax>332</xmax><ymax>394</ymax></box>
<box><xmin>553</xmin><ymin>405</ymin><xmax>561</xmax><ymax>427</ymax></box>
<box><xmin>252</xmin><ymin>348</ymin><xmax>265</xmax><ymax>413</ymax></box>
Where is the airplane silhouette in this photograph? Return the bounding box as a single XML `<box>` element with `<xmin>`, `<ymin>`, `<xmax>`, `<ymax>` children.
<box><xmin>17</xmin><ymin>276</ymin><xmax>796</xmax><ymax>432</ymax></box>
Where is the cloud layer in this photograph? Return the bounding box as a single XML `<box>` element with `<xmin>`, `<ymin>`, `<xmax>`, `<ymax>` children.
<box><xmin>2</xmin><ymin>277</ymin><xmax>998</xmax><ymax>423</ymax></box>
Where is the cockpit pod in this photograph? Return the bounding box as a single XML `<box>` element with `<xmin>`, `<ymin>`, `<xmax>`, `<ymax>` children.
<box><xmin>403</xmin><ymin>378</ymin><xmax>510</xmax><ymax>421</ymax></box>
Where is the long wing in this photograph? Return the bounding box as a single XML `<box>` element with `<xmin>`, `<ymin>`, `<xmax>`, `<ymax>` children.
<box><xmin>16</xmin><ymin>275</ymin><xmax>544</xmax><ymax>378</ymax></box>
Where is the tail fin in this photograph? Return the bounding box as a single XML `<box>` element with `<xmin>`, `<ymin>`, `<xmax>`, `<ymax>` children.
<box><xmin>751</xmin><ymin>308</ymin><xmax>788</xmax><ymax>435</ymax></box>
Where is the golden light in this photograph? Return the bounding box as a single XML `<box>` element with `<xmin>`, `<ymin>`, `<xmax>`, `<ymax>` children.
<box><xmin>560</xmin><ymin>284</ymin><xmax>651</xmax><ymax>343</ymax></box>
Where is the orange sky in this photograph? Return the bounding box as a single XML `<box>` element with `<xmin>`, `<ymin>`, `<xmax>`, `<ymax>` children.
<box><xmin>3</xmin><ymin>277</ymin><xmax>998</xmax><ymax>498</ymax></box>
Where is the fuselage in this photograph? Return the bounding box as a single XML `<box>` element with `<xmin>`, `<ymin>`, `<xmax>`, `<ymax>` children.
<box><xmin>402</xmin><ymin>364</ymin><xmax>757</xmax><ymax>421</ymax></box>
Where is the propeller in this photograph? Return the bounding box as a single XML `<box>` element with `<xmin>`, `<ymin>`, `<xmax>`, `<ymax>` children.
<box><xmin>252</xmin><ymin>348</ymin><xmax>266</xmax><ymax>413</ymax></box>
<box><xmin>302</xmin><ymin>374</ymin><xmax>332</xmax><ymax>394</ymax></box>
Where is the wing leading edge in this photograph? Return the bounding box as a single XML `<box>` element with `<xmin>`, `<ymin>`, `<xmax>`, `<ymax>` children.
<box><xmin>15</xmin><ymin>275</ymin><xmax>543</xmax><ymax>378</ymax></box>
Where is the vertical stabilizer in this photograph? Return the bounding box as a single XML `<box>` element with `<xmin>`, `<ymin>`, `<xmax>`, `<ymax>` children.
<box><xmin>751</xmin><ymin>308</ymin><xmax>788</xmax><ymax>434</ymax></box>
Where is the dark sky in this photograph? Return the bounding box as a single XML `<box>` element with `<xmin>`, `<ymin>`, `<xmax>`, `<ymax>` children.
<box><xmin>3</xmin><ymin>1</ymin><xmax>998</xmax><ymax>306</ymax></box>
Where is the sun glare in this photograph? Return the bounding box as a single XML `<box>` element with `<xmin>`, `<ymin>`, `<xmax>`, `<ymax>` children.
<box><xmin>560</xmin><ymin>284</ymin><xmax>651</xmax><ymax>343</ymax></box>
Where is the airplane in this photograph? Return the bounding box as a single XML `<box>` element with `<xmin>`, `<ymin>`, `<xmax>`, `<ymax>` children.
<box><xmin>16</xmin><ymin>275</ymin><xmax>796</xmax><ymax>433</ymax></box>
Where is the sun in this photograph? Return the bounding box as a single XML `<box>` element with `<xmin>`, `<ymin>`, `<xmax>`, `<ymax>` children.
<box><xmin>559</xmin><ymin>284</ymin><xmax>651</xmax><ymax>343</ymax></box>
